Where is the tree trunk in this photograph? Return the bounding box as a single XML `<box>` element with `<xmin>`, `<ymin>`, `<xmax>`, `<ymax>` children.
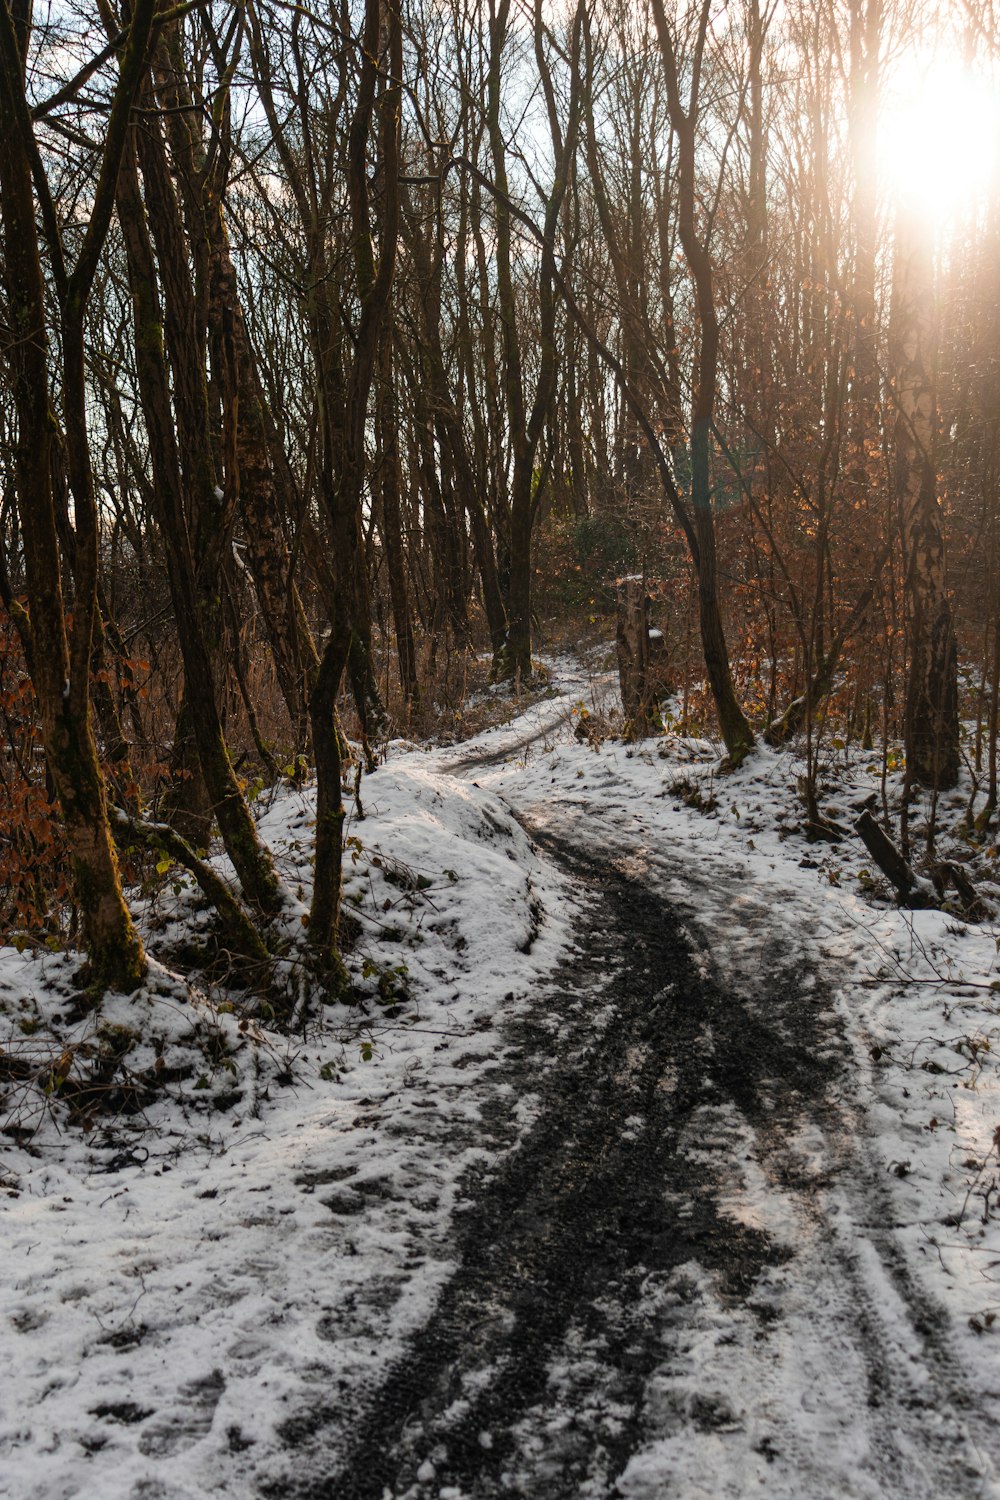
<box><xmin>650</xmin><ymin>0</ymin><xmax>755</xmax><ymax>761</ymax></box>
<box><xmin>487</xmin><ymin>0</ymin><xmax>583</xmax><ymax>681</ymax></box>
<box><xmin>0</xmin><ymin>1</ymin><xmax>147</xmax><ymax>991</ymax></box>
<box><xmin>307</xmin><ymin>628</ymin><xmax>351</xmax><ymax>987</ymax></box>
<box><xmin>117</xmin><ymin>111</ymin><xmax>284</xmax><ymax>915</ymax></box>
<box><xmin>305</xmin><ymin>0</ymin><xmax>401</xmax><ymax>967</ymax></box>
<box><xmin>378</xmin><ymin>334</ymin><xmax>419</xmax><ymax>705</ymax></box>
<box><xmin>153</xmin><ymin>28</ymin><xmax>318</xmax><ymax>752</ymax></box>
<box><xmin>892</xmin><ymin>209</ymin><xmax>959</xmax><ymax>790</ymax></box>
<box><xmin>616</xmin><ymin>577</ymin><xmax>659</xmax><ymax>736</ymax></box>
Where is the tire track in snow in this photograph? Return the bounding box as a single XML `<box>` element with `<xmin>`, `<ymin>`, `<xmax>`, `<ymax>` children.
<box><xmin>266</xmin><ymin>822</ymin><xmax>932</xmax><ymax>1497</ymax></box>
<box><xmin>262</xmin><ymin>720</ymin><xmax>1000</xmax><ymax>1499</ymax></box>
<box><xmin>629</xmin><ymin>838</ymin><xmax>1000</xmax><ymax>1500</ymax></box>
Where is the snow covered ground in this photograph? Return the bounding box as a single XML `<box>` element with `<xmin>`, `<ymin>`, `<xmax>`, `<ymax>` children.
<box><xmin>4</xmin><ymin>652</ymin><xmax>1000</xmax><ymax>1498</ymax></box>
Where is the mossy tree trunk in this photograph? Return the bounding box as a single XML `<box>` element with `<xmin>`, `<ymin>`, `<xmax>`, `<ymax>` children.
<box><xmin>0</xmin><ymin>0</ymin><xmax>155</xmax><ymax>990</ymax></box>
<box><xmin>114</xmin><ymin>86</ymin><xmax>284</xmax><ymax>917</ymax></box>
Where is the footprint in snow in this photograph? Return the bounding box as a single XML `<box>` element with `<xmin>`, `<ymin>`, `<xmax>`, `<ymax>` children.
<box><xmin>129</xmin><ymin>1481</ymin><xmax>196</xmax><ymax>1499</ymax></box>
<box><xmin>136</xmin><ymin>1368</ymin><xmax>225</xmax><ymax>1458</ymax></box>
<box><xmin>129</xmin><ymin>1480</ymin><xmax>201</xmax><ymax>1499</ymax></box>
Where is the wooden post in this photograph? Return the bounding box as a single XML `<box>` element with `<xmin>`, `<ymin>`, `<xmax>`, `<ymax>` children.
<box><xmin>617</xmin><ymin>576</ymin><xmax>661</xmax><ymax>738</ymax></box>
<box><xmin>617</xmin><ymin>576</ymin><xmax>648</xmax><ymax>729</ymax></box>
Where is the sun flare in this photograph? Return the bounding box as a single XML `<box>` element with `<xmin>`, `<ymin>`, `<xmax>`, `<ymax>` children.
<box><xmin>879</xmin><ymin>52</ymin><xmax>1000</xmax><ymax>227</ymax></box>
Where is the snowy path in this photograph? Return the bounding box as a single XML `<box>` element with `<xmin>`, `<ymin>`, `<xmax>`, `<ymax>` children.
<box><xmin>268</xmin><ymin>728</ymin><xmax>1000</xmax><ymax>1498</ymax></box>
<box><xmin>8</xmin><ymin>665</ymin><xmax>1000</xmax><ymax>1499</ymax></box>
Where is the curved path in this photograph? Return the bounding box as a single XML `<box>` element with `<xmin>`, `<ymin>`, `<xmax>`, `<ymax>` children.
<box><xmin>266</xmin><ymin>772</ymin><xmax>999</xmax><ymax>1499</ymax></box>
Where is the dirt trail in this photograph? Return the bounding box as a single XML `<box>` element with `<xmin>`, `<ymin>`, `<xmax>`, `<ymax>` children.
<box><xmin>268</xmin><ymin>796</ymin><xmax>996</xmax><ymax>1500</ymax></box>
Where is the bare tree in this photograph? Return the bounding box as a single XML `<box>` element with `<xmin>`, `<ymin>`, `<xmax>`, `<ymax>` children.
<box><xmin>0</xmin><ymin>0</ymin><xmax>157</xmax><ymax>990</ymax></box>
<box><xmin>892</xmin><ymin>206</ymin><xmax>960</xmax><ymax>790</ymax></box>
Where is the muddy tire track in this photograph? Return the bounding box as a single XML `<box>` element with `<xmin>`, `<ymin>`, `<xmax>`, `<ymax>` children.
<box><xmin>268</xmin><ymin>826</ymin><xmax>848</xmax><ymax>1499</ymax></box>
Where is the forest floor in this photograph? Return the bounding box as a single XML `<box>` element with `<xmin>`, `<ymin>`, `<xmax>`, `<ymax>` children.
<box><xmin>5</xmin><ymin>652</ymin><xmax>1000</xmax><ymax>1498</ymax></box>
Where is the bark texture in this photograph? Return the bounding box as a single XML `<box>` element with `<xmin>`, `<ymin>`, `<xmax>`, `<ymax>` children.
<box><xmin>892</xmin><ymin>212</ymin><xmax>959</xmax><ymax>790</ymax></box>
<box><xmin>0</xmin><ymin>0</ymin><xmax>150</xmax><ymax>991</ymax></box>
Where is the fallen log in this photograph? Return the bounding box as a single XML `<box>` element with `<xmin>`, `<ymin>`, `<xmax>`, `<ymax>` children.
<box><xmin>855</xmin><ymin>811</ymin><xmax>980</xmax><ymax>914</ymax></box>
<box><xmin>855</xmin><ymin>810</ymin><xmax>937</xmax><ymax>908</ymax></box>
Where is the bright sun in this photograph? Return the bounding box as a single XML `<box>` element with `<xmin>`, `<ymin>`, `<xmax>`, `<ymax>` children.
<box><xmin>879</xmin><ymin>52</ymin><xmax>1000</xmax><ymax>227</ymax></box>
